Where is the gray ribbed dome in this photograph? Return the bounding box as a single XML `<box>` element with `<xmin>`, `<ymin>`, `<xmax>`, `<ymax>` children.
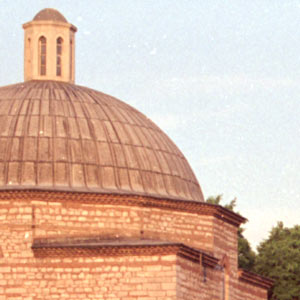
<box><xmin>33</xmin><ymin>8</ymin><xmax>67</xmax><ymax>23</ymax></box>
<box><xmin>0</xmin><ymin>80</ymin><xmax>204</xmax><ymax>202</ymax></box>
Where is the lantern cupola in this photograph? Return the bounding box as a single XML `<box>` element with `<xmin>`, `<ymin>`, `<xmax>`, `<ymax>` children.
<box><xmin>22</xmin><ymin>8</ymin><xmax>77</xmax><ymax>83</ymax></box>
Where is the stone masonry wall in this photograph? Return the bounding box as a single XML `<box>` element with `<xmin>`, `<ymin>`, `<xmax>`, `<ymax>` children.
<box><xmin>32</xmin><ymin>199</ymin><xmax>215</xmax><ymax>253</ymax></box>
<box><xmin>236</xmin><ymin>280</ymin><xmax>268</xmax><ymax>300</ymax></box>
<box><xmin>176</xmin><ymin>256</ymin><xmax>222</xmax><ymax>300</ymax></box>
<box><xmin>213</xmin><ymin>219</ymin><xmax>238</xmax><ymax>270</ymax></box>
<box><xmin>212</xmin><ymin>218</ymin><xmax>239</xmax><ymax>300</ymax></box>
<box><xmin>175</xmin><ymin>255</ymin><xmax>269</xmax><ymax>300</ymax></box>
<box><xmin>0</xmin><ymin>195</ymin><xmax>269</xmax><ymax>299</ymax></box>
<box><xmin>1</xmin><ymin>253</ymin><xmax>177</xmax><ymax>300</ymax></box>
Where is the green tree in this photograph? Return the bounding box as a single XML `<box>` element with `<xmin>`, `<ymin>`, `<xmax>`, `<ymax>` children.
<box><xmin>255</xmin><ymin>222</ymin><xmax>300</xmax><ymax>300</ymax></box>
<box><xmin>237</xmin><ymin>226</ymin><xmax>256</xmax><ymax>271</ymax></box>
<box><xmin>206</xmin><ymin>195</ymin><xmax>256</xmax><ymax>271</ymax></box>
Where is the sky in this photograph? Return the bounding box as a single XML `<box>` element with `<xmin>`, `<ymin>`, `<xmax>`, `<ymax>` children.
<box><xmin>0</xmin><ymin>0</ymin><xmax>299</xmax><ymax>249</ymax></box>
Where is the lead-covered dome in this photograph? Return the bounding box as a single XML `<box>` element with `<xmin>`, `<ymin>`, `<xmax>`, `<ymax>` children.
<box><xmin>0</xmin><ymin>80</ymin><xmax>204</xmax><ymax>201</ymax></box>
<box><xmin>33</xmin><ymin>8</ymin><xmax>68</xmax><ymax>23</ymax></box>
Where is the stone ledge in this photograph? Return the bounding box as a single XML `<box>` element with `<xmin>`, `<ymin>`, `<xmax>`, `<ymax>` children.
<box><xmin>0</xmin><ymin>190</ymin><xmax>246</xmax><ymax>227</ymax></box>
<box><xmin>238</xmin><ymin>269</ymin><xmax>274</xmax><ymax>290</ymax></box>
<box><xmin>32</xmin><ymin>237</ymin><xmax>219</xmax><ymax>268</ymax></box>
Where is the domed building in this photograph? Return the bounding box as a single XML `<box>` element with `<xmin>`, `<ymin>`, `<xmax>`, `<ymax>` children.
<box><xmin>0</xmin><ymin>8</ymin><xmax>272</xmax><ymax>300</ymax></box>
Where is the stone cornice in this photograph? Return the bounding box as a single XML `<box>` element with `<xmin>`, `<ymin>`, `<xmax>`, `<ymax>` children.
<box><xmin>23</xmin><ymin>20</ymin><xmax>77</xmax><ymax>32</ymax></box>
<box><xmin>0</xmin><ymin>190</ymin><xmax>246</xmax><ymax>227</ymax></box>
<box><xmin>32</xmin><ymin>238</ymin><xmax>219</xmax><ymax>269</ymax></box>
<box><xmin>238</xmin><ymin>269</ymin><xmax>274</xmax><ymax>290</ymax></box>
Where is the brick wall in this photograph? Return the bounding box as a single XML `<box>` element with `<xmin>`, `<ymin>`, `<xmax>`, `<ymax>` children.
<box><xmin>176</xmin><ymin>256</ymin><xmax>222</xmax><ymax>300</ymax></box>
<box><xmin>0</xmin><ymin>255</ymin><xmax>177</xmax><ymax>299</ymax></box>
<box><xmin>212</xmin><ymin>218</ymin><xmax>238</xmax><ymax>270</ymax></box>
<box><xmin>236</xmin><ymin>280</ymin><xmax>268</xmax><ymax>300</ymax></box>
<box><xmin>0</xmin><ymin>195</ymin><xmax>270</xmax><ymax>299</ymax></box>
<box><xmin>32</xmin><ymin>200</ymin><xmax>215</xmax><ymax>251</ymax></box>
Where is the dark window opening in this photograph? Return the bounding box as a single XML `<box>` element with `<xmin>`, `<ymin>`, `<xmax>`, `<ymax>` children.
<box><xmin>39</xmin><ymin>36</ymin><xmax>46</xmax><ymax>76</ymax></box>
<box><xmin>56</xmin><ymin>37</ymin><xmax>63</xmax><ymax>76</ymax></box>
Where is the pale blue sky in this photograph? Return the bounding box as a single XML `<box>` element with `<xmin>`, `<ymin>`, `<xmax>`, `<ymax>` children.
<box><xmin>0</xmin><ymin>0</ymin><xmax>299</xmax><ymax>249</ymax></box>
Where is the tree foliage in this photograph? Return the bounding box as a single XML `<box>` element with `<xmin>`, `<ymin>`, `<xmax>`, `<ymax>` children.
<box><xmin>206</xmin><ymin>194</ymin><xmax>236</xmax><ymax>210</ymax></box>
<box><xmin>237</xmin><ymin>226</ymin><xmax>256</xmax><ymax>271</ymax></box>
<box><xmin>207</xmin><ymin>195</ymin><xmax>300</xmax><ymax>299</ymax></box>
<box><xmin>206</xmin><ymin>195</ymin><xmax>256</xmax><ymax>271</ymax></box>
<box><xmin>255</xmin><ymin>222</ymin><xmax>300</xmax><ymax>300</ymax></box>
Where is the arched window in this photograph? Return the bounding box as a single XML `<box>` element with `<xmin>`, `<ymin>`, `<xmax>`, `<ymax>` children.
<box><xmin>27</xmin><ymin>38</ymin><xmax>31</xmax><ymax>67</ymax></box>
<box><xmin>39</xmin><ymin>36</ymin><xmax>46</xmax><ymax>76</ymax></box>
<box><xmin>56</xmin><ymin>37</ymin><xmax>63</xmax><ymax>76</ymax></box>
<box><xmin>27</xmin><ymin>38</ymin><xmax>31</xmax><ymax>58</ymax></box>
<box><xmin>70</xmin><ymin>38</ymin><xmax>73</xmax><ymax>78</ymax></box>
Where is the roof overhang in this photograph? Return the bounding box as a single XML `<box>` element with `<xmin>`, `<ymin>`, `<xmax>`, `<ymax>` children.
<box><xmin>0</xmin><ymin>189</ymin><xmax>247</xmax><ymax>227</ymax></box>
<box><xmin>238</xmin><ymin>269</ymin><xmax>274</xmax><ymax>290</ymax></box>
<box><xmin>32</xmin><ymin>237</ymin><xmax>219</xmax><ymax>269</ymax></box>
